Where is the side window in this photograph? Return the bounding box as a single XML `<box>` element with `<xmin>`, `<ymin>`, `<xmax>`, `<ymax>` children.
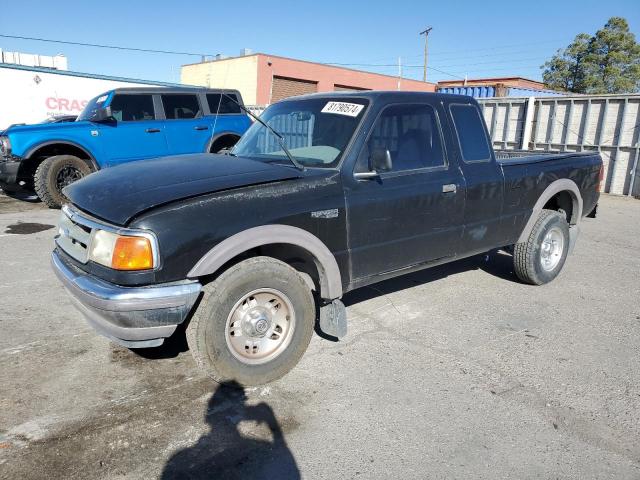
<box><xmin>207</xmin><ymin>93</ymin><xmax>241</xmax><ymax>114</ymax></box>
<box><xmin>450</xmin><ymin>104</ymin><xmax>491</xmax><ymax>162</ymax></box>
<box><xmin>366</xmin><ymin>104</ymin><xmax>445</xmax><ymax>172</ymax></box>
<box><xmin>109</xmin><ymin>94</ymin><xmax>155</xmax><ymax>122</ymax></box>
<box><xmin>161</xmin><ymin>94</ymin><xmax>202</xmax><ymax>120</ymax></box>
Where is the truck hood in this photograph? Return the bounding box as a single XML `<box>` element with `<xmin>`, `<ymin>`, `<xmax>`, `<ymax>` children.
<box><xmin>64</xmin><ymin>154</ymin><xmax>302</xmax><ymax>225</ymax></box>
<box><xmin>4</xmin><ymin>121</ymin><xmax>92</xmax><ymax>135</ymax></box>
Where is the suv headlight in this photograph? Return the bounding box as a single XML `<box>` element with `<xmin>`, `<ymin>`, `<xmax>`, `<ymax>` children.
<box><xmin>0</xmin><ymin>136</ymin><xmax>11</xmax><ymax>156</ymax></box>
<box><xmin>89</xmin><ymin>229</ymin><xmax>156</xmax><ymax>270</ymax></box>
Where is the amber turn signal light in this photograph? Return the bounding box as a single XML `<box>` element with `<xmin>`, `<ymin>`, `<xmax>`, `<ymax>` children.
<box><xmin>111</xmin><ymin>236</ymin><xmax>154</xmax><ymax>270</ymax></box>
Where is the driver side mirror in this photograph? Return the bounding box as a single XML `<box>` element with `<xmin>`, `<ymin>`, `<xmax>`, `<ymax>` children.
<box><xmin>354</xmin><ymin>148</ymin><xmax>393</xmax><ymax>180</ymax></box>
<box><xmin>91</xmin><ymin>106</ymin><xmax>113</xmax><ymax>123</ymax></box>
<box><xmin>370</xmin><ymin>148</ymin><xmax>392</xmax><ymax>172</ymax></box>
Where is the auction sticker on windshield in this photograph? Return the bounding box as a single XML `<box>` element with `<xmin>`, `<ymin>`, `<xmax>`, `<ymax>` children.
<box><xmin>321</xmin><ymin>102</ymin><xmax>364</xmax><ymax>117</ymax></box>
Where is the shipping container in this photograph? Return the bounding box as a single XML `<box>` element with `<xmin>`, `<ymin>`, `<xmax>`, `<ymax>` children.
<box><xmin>478</xmin><ymin>94</ymin><xmax>640</xmax><ymax>196</ymax></box>
<box><xmin>437</xmin><ymin>85</ymin><xmax>565</xmax><ymax>98</ymax></box>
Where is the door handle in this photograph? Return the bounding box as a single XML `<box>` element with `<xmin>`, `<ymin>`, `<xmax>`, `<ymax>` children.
<box><xmin>442</xmin><ymin>184</ymin><xmax>457</xmax><ymax>194</ymax></box>
<box><xmin>194</xmin><ymin>125</ymin><xmax>209</xmax><ymax>131</ymax></box>
<box><xmin>145</xmin><ymin>128</ymin><xmax>161</xmax><ymax>133</ymax></box>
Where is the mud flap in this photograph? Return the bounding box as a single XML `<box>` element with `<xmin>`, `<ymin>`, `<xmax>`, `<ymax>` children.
<box><xmin>319</xmin><ymin>299</ymin><xmax>347</xmax><ymax>339</ymax></box>
<box><xmin>568</xmin><ymin>225</ymin><xmax>579</xmax><ymax>254</ymax></box>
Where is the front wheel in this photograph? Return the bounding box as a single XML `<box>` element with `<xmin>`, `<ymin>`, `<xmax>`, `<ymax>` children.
<box><xmin>513</xmin><ymin>209</ymin><xmax>570</xmax><ymax>285</ymax></box>
<box><xmin>186</xmin><ymin>256</ymin><xmax>315</xmax><ymax>386</ymax></box>
<box><xmin>34</xmin><ymin>155</ymin><xmax>92</xmax><ymax>208</ymax></box>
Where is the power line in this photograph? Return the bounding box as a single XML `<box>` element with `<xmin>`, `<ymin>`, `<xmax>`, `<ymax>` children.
<box><xmin>0</xmin><ymin>34</ymin><xmax>216</xmax><ymax>57</ymax></box>
<box><xmin>341</xmin><ymin>38</ymin><xmax>571</xmax><ymax>66</ymax></box>
<box><xmin>2</xmin><ymin>33</ymin><xmax>547</xmax><ymax>81</ymax></box>
<box><xmin>324</xmin><ymin>61</ymin><xmax>463</xmax><ymax>79</ymax></box>
<box><xmin>431</xmin><ymin>56</ymin><xmax>548</xmax><ymax>69</ymax></box>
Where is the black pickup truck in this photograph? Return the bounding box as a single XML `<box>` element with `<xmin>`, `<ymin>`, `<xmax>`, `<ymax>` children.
<box><xmin>51</xmin><ymin>91</ymin><xmax>601</xmax><ymax>386</ymax></box>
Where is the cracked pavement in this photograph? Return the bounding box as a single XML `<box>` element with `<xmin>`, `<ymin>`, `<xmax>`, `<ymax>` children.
<box><xmin>0</xmin><ymin>193</ymin><xmax>639</xmax><ymax>479</ymax></box>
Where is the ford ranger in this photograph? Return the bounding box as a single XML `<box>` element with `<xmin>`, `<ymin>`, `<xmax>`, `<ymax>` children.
<box><xmin>0</xmin><ymin>87</ymin><xmax>251</xmax><ymax>208</ymax></box>
<box><xmin>51</xmin><ymin>91</ymin><xmax>601</xmax><ymax>386</ymax></box>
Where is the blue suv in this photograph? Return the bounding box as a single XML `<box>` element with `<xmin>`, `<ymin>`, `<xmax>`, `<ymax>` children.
<box><xmin>0</xmin><ymin>87</ymin><xmax>252</xmax><ymax>207</ymax></box>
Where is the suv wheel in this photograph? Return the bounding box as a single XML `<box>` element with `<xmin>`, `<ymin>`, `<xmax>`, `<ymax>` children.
<box><xmin>513</xmin><ymin>209</ymin><xmax>570</xmax><ymax>285</ymax></box>
<box><xmin>34</xmin><ymin>155</ymin><xmax>92</xmax><ymax>208</ymax></box>
<box><xmin>186</xmin><ymin>256</ymin><xmax>315</xmax><ymax>386</ymax></box>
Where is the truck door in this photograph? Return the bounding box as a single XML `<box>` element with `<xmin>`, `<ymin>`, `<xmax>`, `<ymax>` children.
<box><xmin>344</xmin><ymin>102</ymin><xmax>465</xmax><ymax>280</ymax></box>
<box><xmin>447</xmin><ymin>103</ymin><xmax>505</xmax><ymax>254</ymax></box>
<box><xmin>99</xmin><ymin>93</ymin><xmax>169</xmax><ymax>166</ymax></box>
<box><xmin>160</xmin><ymin>93</ymin><xmax>211</xmax><ymax>155</ymax></box>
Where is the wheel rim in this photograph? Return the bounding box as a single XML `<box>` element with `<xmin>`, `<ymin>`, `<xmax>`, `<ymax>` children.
<box><xmin>225</xmin><ymin>288</ymin><xmax>296</xmax><ymax>365</ymax></box>
<box><xmin>56</xmin><ymin>165</ymin><xmax>84</xmax><ymax>190</ymax></box>
<box><xmin>540</xmin><ymin>227</ymin><xmax>564</xmax><ymax>271</ymax></box>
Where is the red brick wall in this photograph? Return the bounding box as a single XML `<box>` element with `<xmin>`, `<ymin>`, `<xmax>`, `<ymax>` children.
<box><xmin>255</xmin><ymin>54</ymin><xmax>435</xmax><ymax>104</ymax></box>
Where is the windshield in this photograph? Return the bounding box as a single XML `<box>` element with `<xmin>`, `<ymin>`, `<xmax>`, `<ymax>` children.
<box><xmin>232</xmin><ymin>97</ymin><xmax>368</xmax><ymax>168</ymax></box>
<box><xmin>77</xmin><ymin>92</ymin><xmax>110</xmax><ymax>121</ymax></box>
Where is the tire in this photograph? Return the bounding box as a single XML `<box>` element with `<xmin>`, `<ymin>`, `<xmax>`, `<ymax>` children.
<box><xmin>513</xmin><ymin>209</ymin><xmax>570</xmax><ymax>285</ymax></box>
<box><xmin>210</xmin><ymin>135</ymin><xmax>240</xmax><ymax>153</ymax></box>
<box><xmin>34</xmin><ymin>155</ymin><xmax>92</xmax><ymax>209</ymax></box>
<box><xmin>186</xmin><ymin>256</ymin><xmax>316</xmax><ymax>386</ymax></box>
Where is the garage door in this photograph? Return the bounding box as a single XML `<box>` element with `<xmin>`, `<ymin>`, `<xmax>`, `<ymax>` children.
<box><xmin>271</xmin><ymin>76</ymin><xmax>318</xmax><ymax>102</ymax></box>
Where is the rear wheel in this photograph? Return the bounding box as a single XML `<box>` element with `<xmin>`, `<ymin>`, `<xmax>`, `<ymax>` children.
<box><xmin>34</xmin><ymin>155</ymin><xmax>92</xmax><ymax>208</ymax></box>
<box><xmin>186</xmin><ymin>256</ymin><xmax>315</xmax><ymax>386</ymax></box>
<box><xmin>513</xmin><ymin>209</ymin><xmax>570</xmax><ymax>285</ymax></box>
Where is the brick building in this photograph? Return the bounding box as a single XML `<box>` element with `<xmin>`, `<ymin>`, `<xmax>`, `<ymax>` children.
<box><xmin>181</xmin><ymin>52</ymin><xmax>436</xmax><ymax>106</ymax></box>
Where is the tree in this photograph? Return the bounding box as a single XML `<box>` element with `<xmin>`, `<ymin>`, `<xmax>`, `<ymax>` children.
<box><xmin>542</xmin><ymin>17</ymin><xmax>640</xmax><ymax>94</ymax></box>
<box><xmin>542</xmin><ymin>33</ymin><xmax>591</xmax><ymax>92</ymax></box>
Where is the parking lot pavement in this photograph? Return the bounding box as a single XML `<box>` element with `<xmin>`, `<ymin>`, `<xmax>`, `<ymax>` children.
<box><xmin>0</xmin><ymin>192</ymin><xmax>639</xmax><ymax>480</ymax></box>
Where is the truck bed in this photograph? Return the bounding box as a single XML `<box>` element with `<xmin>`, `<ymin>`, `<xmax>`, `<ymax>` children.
<box><xmin>495</xmin><ymin>150</ymin><xmax>598</xmax><ymax>165</ymax></box>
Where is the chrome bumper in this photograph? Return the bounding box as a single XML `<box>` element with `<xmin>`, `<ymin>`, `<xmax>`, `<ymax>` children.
<box><xmin>51</xmin><ymin>250</ymin><xmax>201</xmax><ymax>348</ymax></box>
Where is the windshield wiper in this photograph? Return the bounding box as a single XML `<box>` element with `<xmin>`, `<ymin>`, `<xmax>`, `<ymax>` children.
<box><xmin>220</xmin><ymin>93</ymin><xmax>305</xmax><ymax>172</ymax></box>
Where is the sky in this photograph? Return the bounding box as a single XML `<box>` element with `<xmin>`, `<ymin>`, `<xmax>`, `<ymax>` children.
<box><xmin>1</xmin><ymin>0</ymin><xmax>639</xmax><ymax>85</ymax></box>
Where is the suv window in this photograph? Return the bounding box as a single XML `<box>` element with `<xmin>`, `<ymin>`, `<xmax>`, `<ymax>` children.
<box><xmin>207</xmin><ymin>93</ymin><xmax>241</xmax><ymax>114</ymax></box>
<box><xmin>367</xmin><ymin>104</ymin><xmax>445</xmax><ymax>171</ymax></box>
<box><xmin>161</xmin><ymin>94</ymin><xmax>202</xmax><ymax>119</ymax></box>
<box><xmin>109</xmin><ymin>94</ymin><xmax>155</xmax><ymax>122</ymax></box>
<box><xmin>450</xmin><ymin>104</ymin><xmax>491</xmax><ymax>162</ymax></box>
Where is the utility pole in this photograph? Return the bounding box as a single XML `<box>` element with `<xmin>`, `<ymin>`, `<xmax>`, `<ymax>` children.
<box><xmin>420</xmin><ymin>27</ymin><xmax>432</xmax><ymax>82</ymax></box>
<box><xmin>397</xmin><ymin>56</ymin><xmax>402</xmax><ymax>90</ymax></box>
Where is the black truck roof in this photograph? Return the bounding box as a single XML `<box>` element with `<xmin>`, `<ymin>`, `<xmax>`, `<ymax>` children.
<box><xmin>285</xmin><ymin>90</ymin><xmax>475</xmax><ymax>103</ymax></box>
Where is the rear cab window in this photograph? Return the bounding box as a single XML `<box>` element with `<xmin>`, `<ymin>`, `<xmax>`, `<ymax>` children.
<box><xmin>207</xmin><ymin>93</ymin><xmax>242</xmax><ymax>114</ymax></box>
<box><xmin>449</xmin><ymin>104</ymin><xmax>492</xmax><ymax>162</ymax></box>
<box><xmin>161</xmin><ymin>94</ymin><xmax>202</xmax><ymax>119</ymax></box>
<box><xmin>109</xmin><ymin>94</ymin><xmax>155</xmax><ymax>122</ymax></box>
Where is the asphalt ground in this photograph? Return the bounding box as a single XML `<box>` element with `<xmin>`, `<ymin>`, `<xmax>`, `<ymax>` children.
<box><xmin>0</xmin><ymin>192</ymin><xmax>639</xmax><ymax>479</ymax></box>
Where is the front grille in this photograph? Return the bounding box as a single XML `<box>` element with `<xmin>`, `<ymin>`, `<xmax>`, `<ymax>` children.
<box><xmin>55</xmin><ymin>206</ymin><xmax>93</xmax><ymax>263</ymax></box>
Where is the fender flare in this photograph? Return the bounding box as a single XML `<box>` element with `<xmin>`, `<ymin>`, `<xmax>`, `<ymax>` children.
<box><xmin>187</xmin><ymin>225</ymin><xmax>343</xmax><ymax>300</ymax></box>
<box><xmin>25</xmin><ymin>140</ymin><xmax>99</xmax><ymax>171</ymax></box>
<box><xmin>516</xmin><ymin>178</ymin><xmax>583</xmax><ymax>244</ymax></box>
<box><xmin>205</xmin><ymin>131</ymin><xmax>242</xmax><ymax>153</ymax></box>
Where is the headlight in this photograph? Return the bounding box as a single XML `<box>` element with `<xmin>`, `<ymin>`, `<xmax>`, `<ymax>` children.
<box><xmin>88</xmin><ymin>229</ymin><xmax>155</xmax><ymax>270</ymax></box>
<box><xmin>0</xmin><ymin>136</ymin><xmax>11</xmax><ymax>156</ymax></box>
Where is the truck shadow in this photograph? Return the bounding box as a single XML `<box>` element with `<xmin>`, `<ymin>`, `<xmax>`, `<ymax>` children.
<box><xmin>342</xmin><ymin>250</ymin><xmax>518</xmax><ymax>308</ymax></box>
<box><xmin>161</xmin><ymin>380</ymin><xmax>300</xmax><ymax>480</ymax></box>
<box><xmin>138</xmin><ymin>250</ymin><xmax>518</xmax><ymax>353</ymax></box>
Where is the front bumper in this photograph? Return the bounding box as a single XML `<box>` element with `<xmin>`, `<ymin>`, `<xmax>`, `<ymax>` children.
<box><xmin>0</xmin><ymin>158</ymin><xmax>21</xmax><ymax>189</ymax></box>
<box><xmin>51</xmin><ymin>250</ymin><xmax>201</xmax><ymax>348</ymax></box>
